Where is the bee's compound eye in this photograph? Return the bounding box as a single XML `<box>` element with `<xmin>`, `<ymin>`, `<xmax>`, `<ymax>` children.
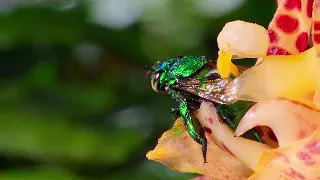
<box><xmin>151</xmin><ymin>71</ymin><xmax>163</xmax><ymax>92</ymax></box>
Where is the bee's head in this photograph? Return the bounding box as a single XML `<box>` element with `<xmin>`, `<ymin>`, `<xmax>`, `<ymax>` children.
<box><xmin>148</xmin><ymin>56</ymin><xmax>207</xmax><ymax>93</ymax></box>
<box><xmin>148</xmin><ymin>61</ymin><xmax>167</xmax><ymax>93</ymax></box>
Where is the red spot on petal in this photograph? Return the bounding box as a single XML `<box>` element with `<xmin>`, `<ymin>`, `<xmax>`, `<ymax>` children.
<box><xmin>268</xmin><ymin>131</ymin><xmax>278</xmax><ymax>142</ymax></box>
<box><xmin>305</xmin><ymin>140</ymin><xmax>320</xmax><ymax>154</ymax></box>
<box><xmin>284</xmin><ymin>0</ymin><xmax>302</xmax><ymax>10</ymax></box>
<box><xmin>205</xmin><ymin>117</ymin><xmax>213</xmax><ymax>125</ymax></box>
<box><xmin>307</xmin><ymin>0</ymin><xmax>314</xmax><ymax>18</ymax></box>
<box><xmin>275</xmin><ymin>152</ymin><xmax>289</xmax><ymax>163</ymax></box>
<box><xmin>286</xmin><ymin>168</ymin><xmax>305</xmax><ymax>179</ymax></box>
<box><xmin>293</xmin><ymin>112</ymin><xmax>305</xmax><ymax>121</ymax></box>
<box><xmin>295</xmin><ymin>32</ymin><xmax>308</xmax><ymax>52</ymax></box>
<box><xmin>209</xmin><ymin>103</ymin><xmax>215</xmax><ymax>110</ymax></box>
<box><xmin>314</xmin><ymin>21</ymin><xmax>320</xmax><ymax>31</ymax></box>
<box><xmin>182</xmin><ymin>135</ymin><xmax>189</xmax><ymax>140</ymax></box>
<box><xmin>313</xmin><ymin>34</ymin><xmax>320</xmax><ymax>44</ymax></box>
<box><xmin>275</xmin><ymin>152</ymin><xmax>284</xmax><ymax>157</ymax></box>
<box><xmin>203</xmin><ymin>127</ymin><xmax>212</xmax><ymax>134</ymax></box>
<box><xmin>297</xmin><ymin>150</ymin><xmax>315</xmax><ymax>165</ymax></box>
<box><xmin>267</xmin><ymin>47</ymin><xmax>291</xmax><ymax>55</ymax></box>
<box><xmin>298</xmin><ymin>129</ymin><xmax>306</xmax><ymax>139</ymax></box>
<box><xmin>267</xmin><ymin>29</ymin><xmax>278</xmax><ymax>44</ymax></box>
<box><xmin>275</xmin><ymin>14</ymin><xmax>298</xmax><ymax>33</ymax></box>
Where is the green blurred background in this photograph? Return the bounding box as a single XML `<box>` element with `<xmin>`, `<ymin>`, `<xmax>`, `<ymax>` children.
<box><xmin>0</xmin><ymin>0</ymin><xmax>274</xmax><ymax>179</ymax></box>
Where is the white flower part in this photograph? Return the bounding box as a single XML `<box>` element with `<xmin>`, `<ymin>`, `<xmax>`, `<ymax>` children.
<box><xmin>217</xmin><ymin>20</ymin><xmax>269</xmax><ymax>58</ymax></box>
<box><xmin>198</xmin><ymin>101</ymin><xmax>270</xmax><ymax>170</ymax></box>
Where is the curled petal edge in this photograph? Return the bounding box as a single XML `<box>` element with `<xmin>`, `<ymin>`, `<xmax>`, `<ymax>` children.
<box><xmin>235</xmin><ymin>98</ymin><xmax>320</xmax><ymax>147</ymax></box>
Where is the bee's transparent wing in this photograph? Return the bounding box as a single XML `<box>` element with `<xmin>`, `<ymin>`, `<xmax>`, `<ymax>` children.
<box><xmin>173</xmin><ymin>78</ymin><xmax>237</xmax><ymax>104</ymax></box>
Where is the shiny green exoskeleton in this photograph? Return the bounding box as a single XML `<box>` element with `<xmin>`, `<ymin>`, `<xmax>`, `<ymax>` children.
<box><xmin>148</xmin><ymin>56</ymin><xmax>260</xmax><ymax>162</ymax></box>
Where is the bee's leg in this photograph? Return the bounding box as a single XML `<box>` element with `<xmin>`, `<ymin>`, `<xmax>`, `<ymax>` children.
<box><xmin>179</xmin><ymin>100</ymin><xmax>207</xmax><ymax>163</ymax></box>
<box><xmin>170</xmin><ymin>107</ymin><xmax>180</xmax><ymax>119</ymax></box>
<box><xmin>200</xmin><ymin>128</ymin><xmax>208</xmax><ymax>163</ymax></box>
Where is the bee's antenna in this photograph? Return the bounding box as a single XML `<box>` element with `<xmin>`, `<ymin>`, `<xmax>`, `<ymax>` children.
<box><xmin>142</xmin><ymin>66</ymin><xmax>152</xmax><ymax>71</ymax></box>
<box><xmin>144</xmin><ymin>66</ymin><xmax>153</xmax><ymax>78</ymax></box>
<box><xmin>123</xmin><ymin>66</ymin><xmax>153</xmax><ymax>78</ymax></box>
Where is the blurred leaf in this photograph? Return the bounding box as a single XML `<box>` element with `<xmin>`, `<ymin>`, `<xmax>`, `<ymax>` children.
<box><xmin>0</xmin><ymin>167</ymin><xmax>81</xmax><ymax>180</ymax></box>
<box><xmin>25</xmin><ymin>61</ymin><xmax>57</xmax><ymax>89</ymax></box>
<box><xmin>107</xmin><ymin>161</ymin><xmax>195</xmax><ymax>180</ymax></box>
<box><xmin>0</xmin><ymin>6</ymin><xmax>86</xmax><ymax>47</ymax></box>
<box><xmin>55</xmin><ymin>84</ymin><xmax>115</xmax><ymax>115</ymax></box>
<box><xmin>0</xmin><ymin>109</ymin><xmax>144</xmax><ymax>165</ymax></box>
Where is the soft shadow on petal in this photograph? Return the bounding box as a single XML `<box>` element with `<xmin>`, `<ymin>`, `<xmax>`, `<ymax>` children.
<box><xmin>251</xmin><ymin>129</ymin><xmax>320</xmax><ymax>180</ymax></box>
<box><xmin>146</xmin><ymin>118</ymin><xmax>252</xmax><ymax>180</ymax></box>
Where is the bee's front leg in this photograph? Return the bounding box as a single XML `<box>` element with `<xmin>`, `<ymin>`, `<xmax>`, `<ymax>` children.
<box><xmin>200</xmin><ymin>128</ymin><xmax>208</xmax><ymax>164</ymax></box>
<box><xmin>179</xmin><ymin>100</ymin><xmax>207</xmax><ymax>163</ymax></box>
<box><xmin>170</xmin><ymin>107</ymin><xmax>180</xmax><ymax>119</ymax></box>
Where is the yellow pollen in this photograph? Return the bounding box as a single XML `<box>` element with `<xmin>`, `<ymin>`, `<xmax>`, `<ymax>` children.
<box><xmin>217</xmin><ymin>49</ymin><xmax>239</xmax><ymax>78</ymax></box>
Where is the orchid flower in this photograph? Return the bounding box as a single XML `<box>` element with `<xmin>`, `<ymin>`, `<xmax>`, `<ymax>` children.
<box><xmin>147</xmin><ymin>0</ymin><xmax>320</xmax><ymax>179</ymax></box>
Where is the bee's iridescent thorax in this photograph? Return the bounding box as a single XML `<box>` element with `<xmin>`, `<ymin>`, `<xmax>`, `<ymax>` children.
<box><xmin>150</xmin><ymin>56</ymin><xmax>210</xmax><ymax>96</ymax></box>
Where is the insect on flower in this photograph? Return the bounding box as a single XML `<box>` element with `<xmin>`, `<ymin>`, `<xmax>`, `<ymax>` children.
<box><xmin>147</xmin><ymin>55</ymin><xmax>262</xmax><ymax>163</ymax></box>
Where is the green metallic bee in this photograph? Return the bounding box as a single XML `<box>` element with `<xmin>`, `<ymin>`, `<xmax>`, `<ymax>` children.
<box><xmin>148</xmin><ymin>56</ymin><xmax>260</xmax><ymax>162</ymax></box>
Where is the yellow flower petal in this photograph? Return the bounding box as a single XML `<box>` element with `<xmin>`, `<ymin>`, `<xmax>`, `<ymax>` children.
<box><xmin>234</xmin><ymin>47</ymin><xmax>320</xmax><ymax>110</ymax></box>
<box><xmin>252</xmin><ymin>129</ymin><xmax>320</xmax><ymax>180</ymax></box>
<box><xmin>146</xmin><ymin>118</ymin><xmax>252</xmax><ymax>180</ymax></box>
<box><xmin>146</xmin><ymin>119</ymin><xmax>204</xmax><ymax>174</ymax></box>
